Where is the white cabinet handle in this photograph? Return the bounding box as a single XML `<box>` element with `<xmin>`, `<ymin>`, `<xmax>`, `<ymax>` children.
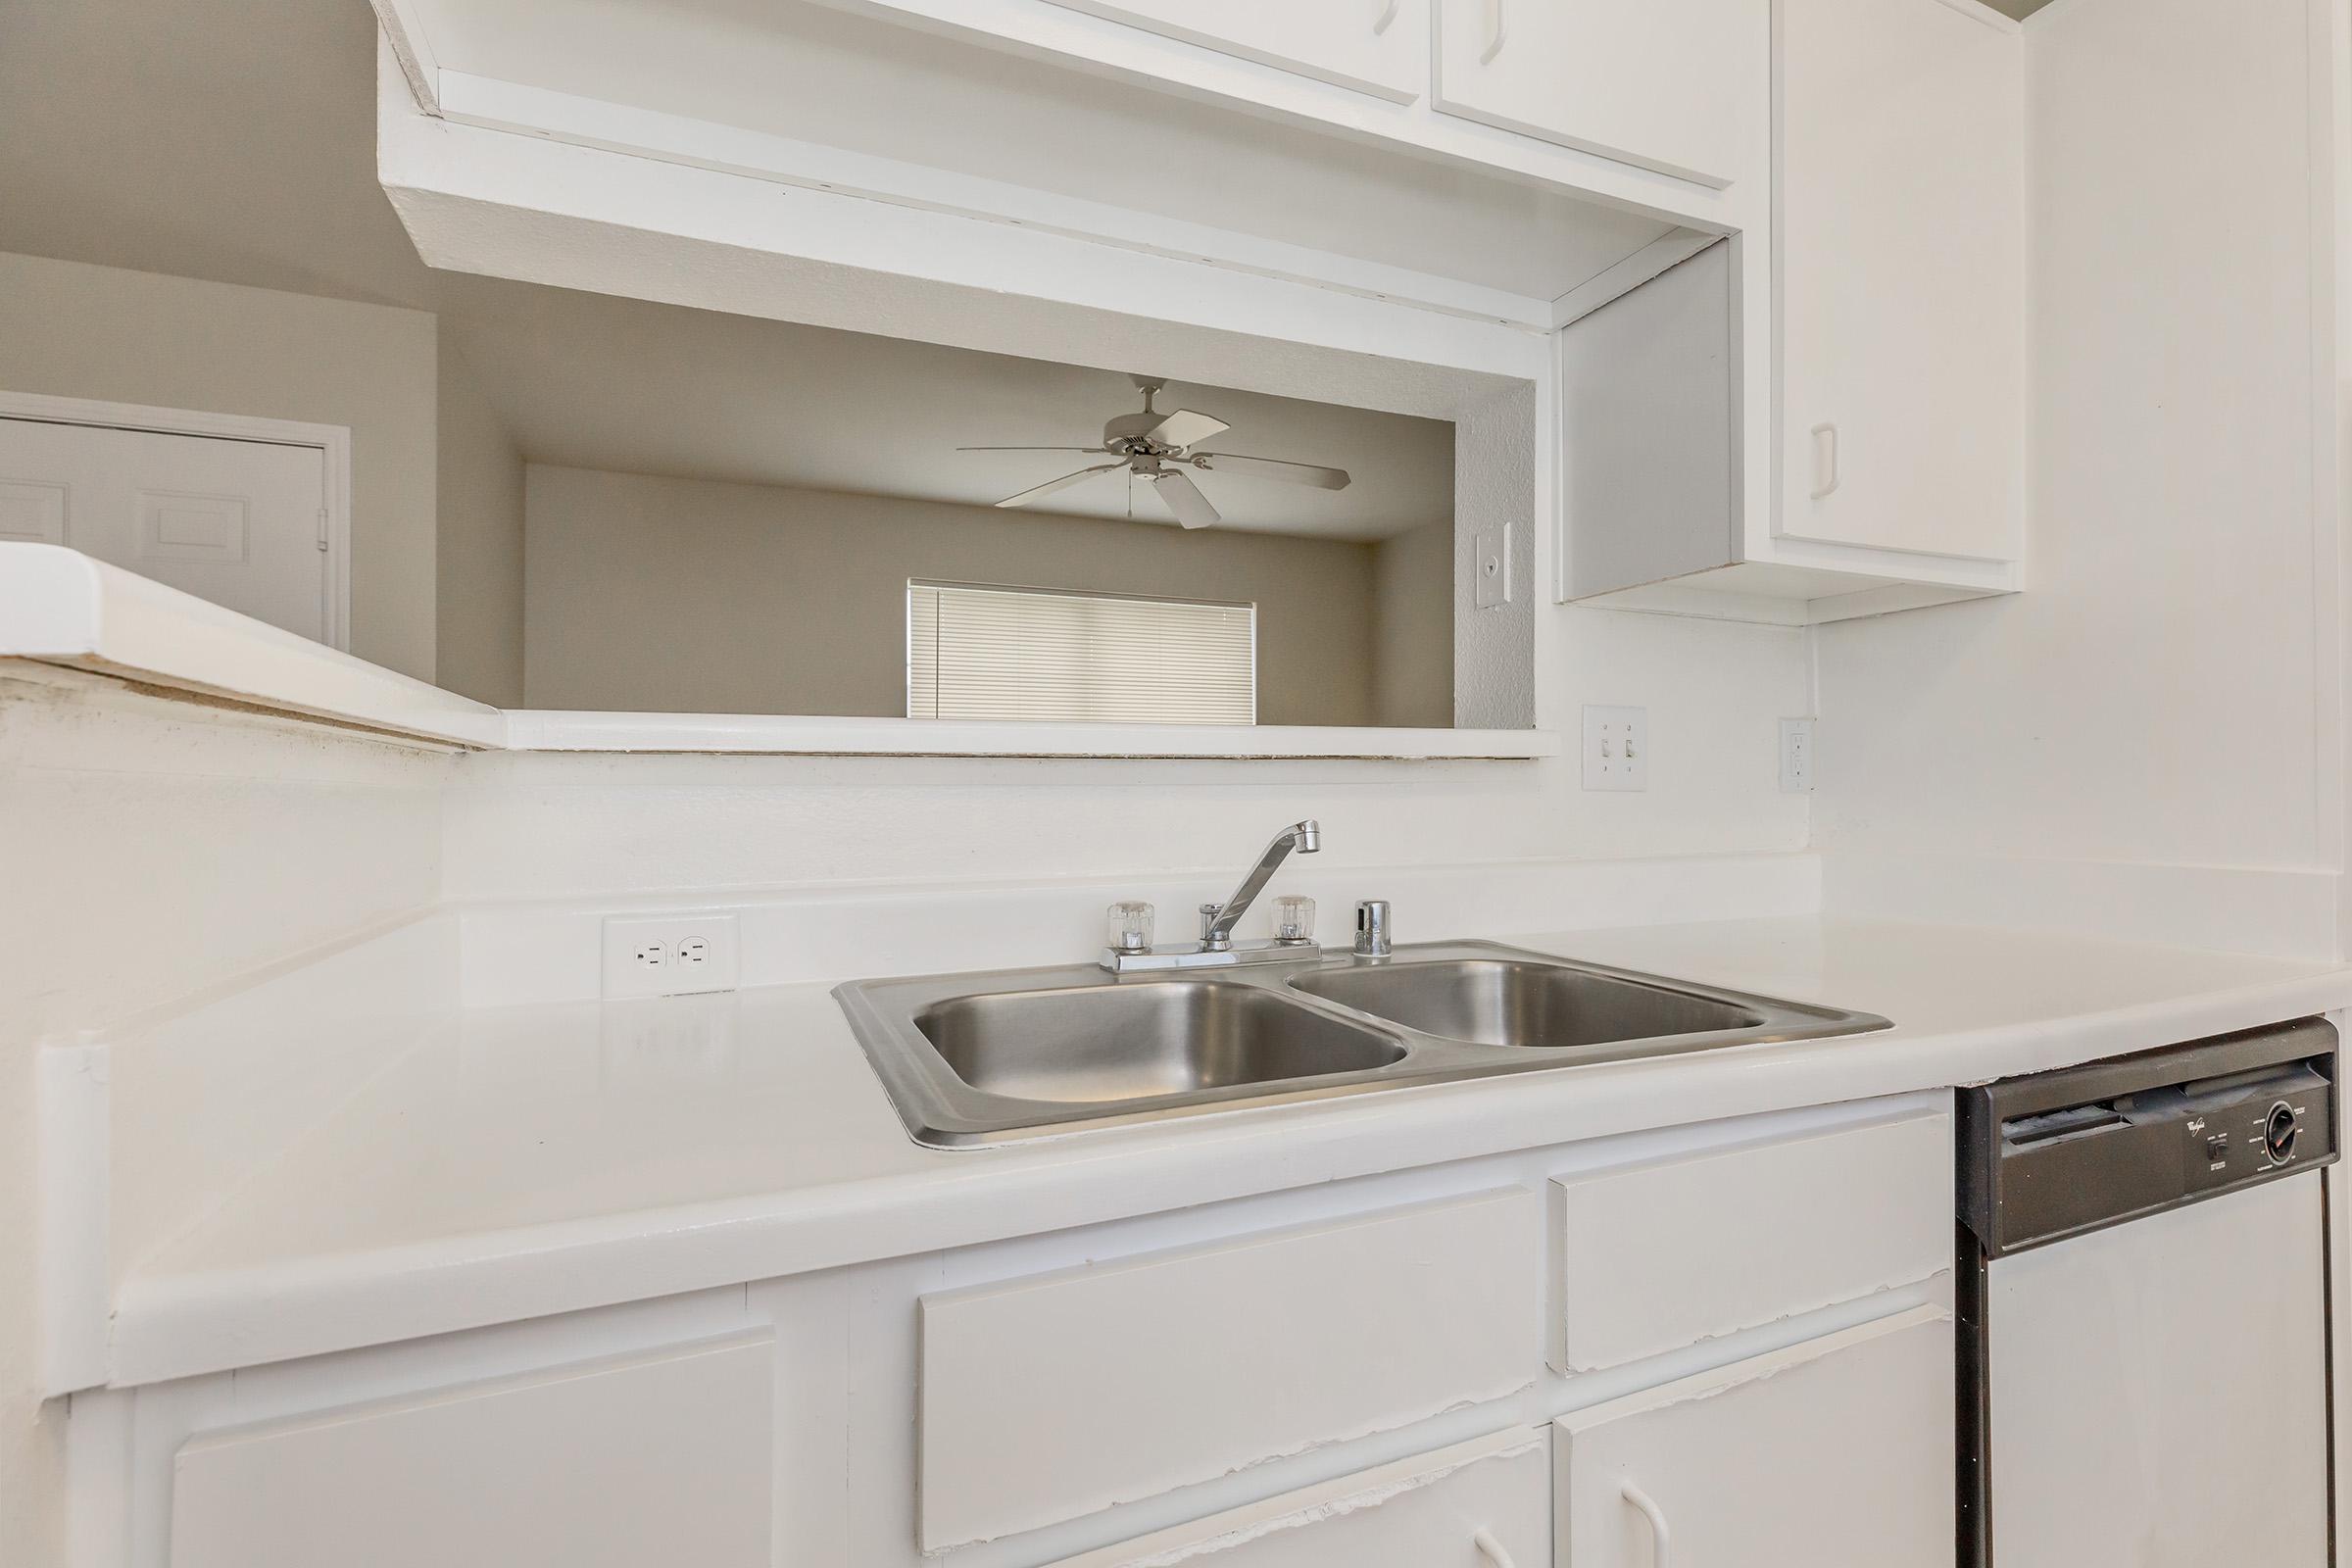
<box><xmin>1481</xmin><ymin>0</ymin><xmax>1507</xmax><ymax>61</ymax></box>
<box><xmin>1622</xmin><ymin>1482</ymin><xmax>1671</xmax><ymax>1567</ymax></box>
<box><xmin>1471</xmin><ymin>1526</ymin><xmax>1516</xmax><ymax>1568</ymax></box>
<box><xmin>1809</xmin><ymin>422</ymin><xmax>1840</xmax><ymax>500</ymax></box>
<box><xmin>1373</xmin><ymin>0</ymin><xmax>1398</xmax><ymax>33</ymax></box>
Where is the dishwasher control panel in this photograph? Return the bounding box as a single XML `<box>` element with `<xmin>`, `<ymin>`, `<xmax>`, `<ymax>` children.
<box><xmin>1959</xmin><ymin>1017</ymin><xmax>2338</xmax><ymax>1257</ymax></box>
<box><xmin>2179</xmin><ymin>1063</ymin><xmax>2329</xmax><ymax>1192</ymax></box>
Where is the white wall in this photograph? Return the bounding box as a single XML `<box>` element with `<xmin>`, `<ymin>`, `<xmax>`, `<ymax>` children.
<box><xmin>520</xmin><ymin>465</ymin><xmax>1444</xmax><ymax>726</ymax></box>
<box><xmin>1812</xmin><ymin>0</ymin><xmax>2346</xmax><ymax>957</ymax></box>
<box><xmin>1453</xmin><ymin>385</ymin><xmax>1538</xmax><ymax>729</ymax></box>
<box><xmin>446</xmin><ymin>603</ymin><xmax>1809</xmax><ymax>903</ymax></box>
<box><xmin>1372</xmin><ymin>520</ymin><xmax>1455</xmax><ymax>729</ymax></box>
<box><xmin>0</xmin><ymin>252</ymin><xmax>443</xmax><ymax>683</ymax></box>
<box><xmin>435</xmin><ymin>331</ymin><xmax>527</xmax><ymax>707</ymax></box>
<box><xmin>0</xmin><ymin>673</ymin><xmax>450</xmax><ymax>1566</ymax></box>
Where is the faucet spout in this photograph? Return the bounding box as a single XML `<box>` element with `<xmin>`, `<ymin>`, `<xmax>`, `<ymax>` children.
<box><xmin>1200</xmin><ymin>819</ymin><xmax>1320</xmax><ymax>951</ymax></box>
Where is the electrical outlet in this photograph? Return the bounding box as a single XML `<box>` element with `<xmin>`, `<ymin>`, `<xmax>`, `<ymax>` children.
<box><xmin>1583</xmin><ymin>705</ymin><xmax>1646</xmax><ymax>791</ymax></box>
<box><xmin>1780</xmin><ymin>717</ymin><xmax>1815</xmax><ymax>793</ymax></box>
<box><xmin>601</xmin><ymin>912</ymin><xmax>741</xmax><ymax>999</ymax></box>
<box><xmin>1474</xmin><ymin>523</ymin><xmax>1512</xmax><ymax>610</ymax></box>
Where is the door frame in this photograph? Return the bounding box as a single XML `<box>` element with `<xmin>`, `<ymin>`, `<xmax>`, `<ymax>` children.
<box><xmin>0</xmin><ymin>388</ymin><xmax>354</xmax><ymax>652</ymax></box>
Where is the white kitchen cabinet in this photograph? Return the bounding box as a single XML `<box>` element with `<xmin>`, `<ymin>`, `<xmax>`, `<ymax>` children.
<box><xmin>1777</xmin><ymin>0</ymin><xmax>2025</xmax><ymax>562</ymax></box>
<box><xmin>1037</xmin><ymin>0</ymin><xmax>1427</xmax><ymax>101</ymax></box>
<box><xmin>1048</xmin><ymin>1426</ymin><xmax>1549</xmax><ymax>1567</ymax></box>
<box><xmin>1550</xmin><ymin>1109</ymin><xmax>1950</xmax><ymax>1372</ymax></box>
<box><xmin>168</xmin><ymin>1334</ymin><xmax>774</xmax><ymax>1568</ymax></box>
<box><xmin>1433</xmin><ymin>0</ymin><xmax>1767</xmax><ymax>187</ymax></box>
<box><xmin>89</xmin><ymin>1097</ymin><xmax>1957</xmax><ymax>1568</ymax></box>
<box><xmin>1554</xmin><ymin>1307</ymin><xmax>1953</xmax><ymax>1566</ymax></box>
<box><xmin>919</xmin><ymin>1187</ymin><xmax>1544</xmax><ymax>1549</ymax></box>
<box><xmin>1559</xmin><ymin>0</ymin><xmax>2025</xmax><ymax>623</ymax></box>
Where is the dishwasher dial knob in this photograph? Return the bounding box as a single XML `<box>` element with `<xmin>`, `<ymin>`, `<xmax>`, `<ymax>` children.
<box><xmin>2265</xmin><ymin>1102</ymin><xmax>2300</xmax><ymax>1164</ymax></box>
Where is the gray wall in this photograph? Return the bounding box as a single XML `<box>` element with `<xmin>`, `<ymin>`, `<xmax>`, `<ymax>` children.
<box><xmin>0</xmin><ymin>251</ymin><xmax>442</xmax><ymax>682</ymax></box>
<box><xmin>435</xmin><ymin>329</ymin><xmax>526</xmax><ymax>707</ymax></box>
<box><xmin>521</xmin><ymin>465</ymin><xmax>1455</xmax><ymax>725</ymax></box>
<box><xmin>1371</xmin><ymin>520</ymin><xmax>1455</xmax><ymax>728</ymax></box>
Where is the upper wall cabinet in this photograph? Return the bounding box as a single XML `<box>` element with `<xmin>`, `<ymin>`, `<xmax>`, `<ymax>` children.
<box><xmin>1777</xmin><ymin>0</ymin><xmax>2026</xmax><ymax>563</ymax></box>
<box><xmin>1559</xmin><ymin>0</ymin><xmax>2025</xmax><ymax>625</ymax></box>
<box><xmin>1037</xmin><ymin>0</ymin><xmax>1427</xmax><ymax>101</ymax></box>
<box><xmin>1432</xmin><ymin>0</ymin><xmax>1767</xmax><ymax>187</ymax></box>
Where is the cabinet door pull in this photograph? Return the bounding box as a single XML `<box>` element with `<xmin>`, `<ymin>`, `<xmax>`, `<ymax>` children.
<box><xmin>1373</xmin><ymin>0</ymin><xmax>1398</xmax><ymax>33</ymax></box>
<box><xmin>1622</xmin><ymin>1481</ymin><xmax>1672</xmax><ymax>1566</ymax></box>
<box><xmin>1471</xmin><ymin>1526</ymin><xmax>1516</xmax><ymax>1567</ymax></box>
<box><xmin>1481</xmin><ymin>0</ymin><xmax>1507</xmax><ymax>62</ymax></box>
<box><xmin>1809</xmin><ymin>422</ymin><xmax>1840</xmax><ymax>500</ymax></box>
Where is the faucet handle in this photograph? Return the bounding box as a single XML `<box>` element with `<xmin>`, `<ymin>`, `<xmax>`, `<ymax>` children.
<box><xmin>1274</xmin><ymin>895</ymin><xmax>1317</xmax><ymax>946</ymax></box>
<box><xmin>1353</xmin><ymin>899</ymin><xmax>1392</xmax><ymax>958</ymax></box>
<box><xmin>1106</xmin><ymin>902</ymin><xmax>1155</xmax><ymax>955</ymax></box>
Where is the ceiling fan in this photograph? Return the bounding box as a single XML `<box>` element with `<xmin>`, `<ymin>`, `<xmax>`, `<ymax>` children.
<box><xmin>958</xmin><ymin>375</ymin><xmax>1352</xmax><ymax>529</ymax></box>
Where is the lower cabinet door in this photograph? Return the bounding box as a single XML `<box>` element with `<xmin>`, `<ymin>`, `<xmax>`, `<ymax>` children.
<box><xmin>1048</xmin><ymin>1426</ymin><xmax>1549</xmax><ymax>1567</ymax></box>
<box><xmin>1554</xmin><ymin>1306</ymin><xmax>1951</xmax><ymax>1566</ymax></box>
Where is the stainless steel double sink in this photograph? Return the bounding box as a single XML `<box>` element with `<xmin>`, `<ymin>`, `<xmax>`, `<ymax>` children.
<box><xmin>834</xmin><ymin>942</ymin><xmax>1889</xmax><ymax>1147</ymax></box>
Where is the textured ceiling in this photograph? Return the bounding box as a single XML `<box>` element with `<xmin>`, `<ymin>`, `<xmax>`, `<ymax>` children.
<box><xmin>437</xmin><ymin>274</ymin><xmax>1453</xmax><ymax>540</ymax></box>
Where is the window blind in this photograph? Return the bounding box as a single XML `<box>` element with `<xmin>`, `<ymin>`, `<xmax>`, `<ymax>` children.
<box><xmin>906</xmin><ymin>579</ymin><xmax>1256</xmax><ymax>724</ymax></box>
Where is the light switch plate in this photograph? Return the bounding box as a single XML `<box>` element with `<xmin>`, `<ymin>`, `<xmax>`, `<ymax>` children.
<box><xmin>601</xmin><ymin>912</ymin><xmax>741</xmax><ymax>999</ymax></box>
<box><xmin>1474</xmin><ymin>523</ymin><xmax>1512</xmax><ymax>609</ymax></box>
<box><xmin>1583</xmin><ymin>706</ymin><xmax>1647</xmax><ymax>791</ymax></box>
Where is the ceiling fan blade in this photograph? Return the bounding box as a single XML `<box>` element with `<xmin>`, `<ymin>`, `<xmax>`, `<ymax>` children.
<box><xmin>1145</xmin><ymin>409</ymin><xmax>1231</xmax><ymax>451</ymax></box>
<box><xmin>957</xmin><ymin>446</ymin><xmax>1102</xmax><ymax>453</ymax></box>
<box><xmin>995</xmin><ymin>463</ymin><xmax>1126</xmax><ymax>509</ymax></box>
<box><xmin>1191</xmin><ymin>453</ymin><xmax>1351</xmax><ymax>491</ymax></box>
<box><xmin>1152</xmin><ymin>468</ymin><xmax>1221</xmax><ymax>529</ymax></box>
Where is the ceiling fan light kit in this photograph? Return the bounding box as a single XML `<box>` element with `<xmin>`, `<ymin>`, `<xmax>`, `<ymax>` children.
<box><xmin>957</xmin><ymin>374</ymin><xmax>1353</xmax><ymax>530</ymax></box>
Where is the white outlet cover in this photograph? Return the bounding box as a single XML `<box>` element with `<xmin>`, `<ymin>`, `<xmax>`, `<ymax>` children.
<box><xmin>1582</xmin><ymin>705</ymin><xmax>1647</xmax><ymax>792</ymax></box>
<box><xmin>1780</xmin><ymin>716</ymin><xmax>1816</xmax><ymax>794</ymax></box>
<box><xmin>601</xmin><ymin>912</ymin><xmax>741</xmax><ymax>999</ymax></box>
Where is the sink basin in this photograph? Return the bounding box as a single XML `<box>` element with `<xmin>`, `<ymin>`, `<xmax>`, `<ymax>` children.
<box><xmin>916</xmin><ymin>982</ymin><xmax>1405</xmax><ymax>1103</ymax></box>
<box><xmin>1287</xmin><ymin>957</ymin><xmax>1765</xmax><ymax>1050</ymax></box>
<box><xmin>834</xmin><ymin>943</ymin><xmax>1889</xmax><ymax>1147</ymax></box>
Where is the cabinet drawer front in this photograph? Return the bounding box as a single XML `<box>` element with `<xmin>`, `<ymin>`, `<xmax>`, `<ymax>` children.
<box><xmin>1551</xmin><ymin>1110</ymin><xmax>1950</xmax><ymax>1372</ymax></box>
<box><xmin>1049</xmin><ymin>1426</ymin><xmax>1549</xmax><ymax>1567</ymax></box>
<box><xmin>920</xmin><ymin>1187</ymin><xmax>1544</xmax><ymax>1549</ymax></box>
<box><xmin>170</xmin><ymin>1334</ymin><xmax>773</xmax><ymax>1568</ymax></box>
<box><xmin>1556</xmin><ymin>1308</ymin><xmax>1953</xmax><ymax>1566</ymax></box>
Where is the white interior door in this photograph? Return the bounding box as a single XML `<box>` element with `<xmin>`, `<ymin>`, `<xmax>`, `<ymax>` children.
<box><xmin>1988</xmin><ymin>1176</ymin><xmax>2329</xmax><ymax>1568</ymax></box>
<box><xmin>0</xmin><ymin>415</ymin><xmax>334</xmax><ymax>645</ymax></box>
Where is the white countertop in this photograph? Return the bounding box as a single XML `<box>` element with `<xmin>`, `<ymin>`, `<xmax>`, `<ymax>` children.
<box><xmin>107</xmin><ymin>915</ymin><xmax>2352</xmax><ymax>1387</ymax></box>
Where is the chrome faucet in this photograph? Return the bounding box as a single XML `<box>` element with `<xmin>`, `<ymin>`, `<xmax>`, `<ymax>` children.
<box><xmin>1199</xmin><ymin>819</ymin><xmax>1319</xmax><ymax>950</ymax></box>
<box><xmin>1100</xmin><ymin>819</ymin><xmax>1322</xmax><ymax>973</ymax></box>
